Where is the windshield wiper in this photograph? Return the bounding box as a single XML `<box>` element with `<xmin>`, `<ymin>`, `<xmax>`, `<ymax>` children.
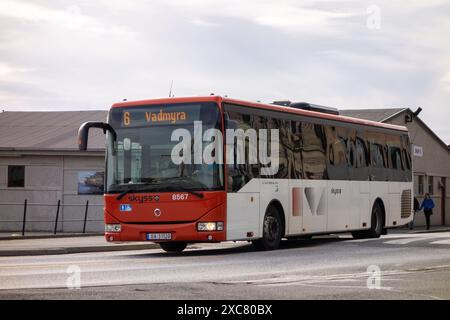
<box><xmin>115</xmin><ymin>184</ymin><xmax>157</xmax><ymax>200</ymax></box>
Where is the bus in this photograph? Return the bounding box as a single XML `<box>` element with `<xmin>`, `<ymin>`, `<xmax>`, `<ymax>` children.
<box><xmin>78</xmin><ymin>96</ymin><xmax>413</xmax><ymax>252</ymax></box>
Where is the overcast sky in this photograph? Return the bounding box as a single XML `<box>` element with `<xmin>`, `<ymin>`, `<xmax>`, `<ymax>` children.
<box><xmin>1</xmin><ymin>0</ymin><xmax>450</xmax><ymax>142</ymax></box>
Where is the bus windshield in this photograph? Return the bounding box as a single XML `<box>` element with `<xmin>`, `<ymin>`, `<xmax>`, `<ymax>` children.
<box><xmin>106</xmin><ymin>102</ymin><xmax>223</xmax><ymax>193</ymax></box>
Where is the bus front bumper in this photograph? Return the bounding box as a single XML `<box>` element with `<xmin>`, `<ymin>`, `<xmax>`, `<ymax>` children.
<box><xmin>104</xmin><ymin>208</ymin><xmax>226</xmax><ymax>243</ymax></box>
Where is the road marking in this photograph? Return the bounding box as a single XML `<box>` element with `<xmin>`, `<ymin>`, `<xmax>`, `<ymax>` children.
<box><xmin>221</xmin><ymin>264</ymin><xmax>450</xmax><ymax>295</ymax></box>
<box><xmin>222</xmin><ymin>269</ymin><xmax>412</xmax><ymax>286</ymax></box>
<box><xmin>348</xmin><ymin>232</ymin><xmax>450</xmax><ymax>245</ymax></box>
<box><xmin>384</xmin><ymin>238</ymin><xmax>426</xmax><ymax>245</ymax></box>
<box><xmin>430</xmin><ymin>239</ymin><xmax>450</xmax><ymax>245</ymax></box>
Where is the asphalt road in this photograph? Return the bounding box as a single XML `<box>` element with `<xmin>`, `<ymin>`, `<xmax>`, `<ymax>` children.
<box><xmin>1</xmin><ymin>231</ymin><xmax>450</xmax><ymax>300</ymax></box>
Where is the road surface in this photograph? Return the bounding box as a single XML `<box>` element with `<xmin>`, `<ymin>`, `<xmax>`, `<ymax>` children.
<box><xmin>1</xmin><ymin>231</ymin><xmax>450</xmax><ymax>299</ymax></box>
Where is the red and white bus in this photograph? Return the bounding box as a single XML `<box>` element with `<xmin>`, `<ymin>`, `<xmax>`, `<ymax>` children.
<box><xmin>78</xmin><ymin>96</ymin><xmax>413</xmax><ymax>252</ymax></box>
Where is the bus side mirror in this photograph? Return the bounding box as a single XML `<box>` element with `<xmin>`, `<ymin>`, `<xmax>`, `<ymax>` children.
<box><xmin>78</xmin><ymin>122</ymin><xmax>117</xmax><ymax>151</ymax></box>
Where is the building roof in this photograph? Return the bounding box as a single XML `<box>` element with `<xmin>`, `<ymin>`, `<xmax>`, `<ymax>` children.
<box><xmin>0</xmin><ymin>110</ymin><xmax>108</xmax><ymax>152</ymax></box>
<box><xmin>341</xmin><ymin>107</ymin><xmax>450</xmax><ymax>153</ymax></box>
<box><xmin>339</xmin><ymin>108</ymin><xmax>407</xmax><ymax>122</ymax></box>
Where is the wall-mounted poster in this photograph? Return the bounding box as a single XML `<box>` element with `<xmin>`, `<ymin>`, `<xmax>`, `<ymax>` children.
<box><xmin>78</xmin><ymin>171</ymin><xmax>104</xmax><ymax>195</ymax></box>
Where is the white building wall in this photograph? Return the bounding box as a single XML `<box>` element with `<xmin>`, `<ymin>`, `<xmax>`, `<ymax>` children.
<box><xmin>387</xmin><ymin>115</ymin><xmax>450</xmax><ymax>227</ymax></box>
<box><xmin>0</xmin><ymin>153</ymin><xmax>104</xmax><ymax>232</ymax></box>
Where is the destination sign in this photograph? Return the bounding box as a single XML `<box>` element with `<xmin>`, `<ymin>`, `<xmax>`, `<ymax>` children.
<box><xmin>119</xmin><ymin>105</ymin><xmax>202</xmax><ymax>127</ymax></box>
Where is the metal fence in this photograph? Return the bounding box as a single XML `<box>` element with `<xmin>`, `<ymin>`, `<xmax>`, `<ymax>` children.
<box><xmin>0</xmin><ymin>200</ymin><xmax>103</xmax><ymax>235</ymax></box>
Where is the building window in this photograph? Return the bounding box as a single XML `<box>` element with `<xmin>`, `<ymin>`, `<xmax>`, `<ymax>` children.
<box><xmin>8</xmin><ymin>165</ymin><xmax>25</xmax><ymax>188</ymax></box>
<box><xmin>418</xmin><ymin>175</ymin><xmax>424</xmax><ymax>195</ymax></box>
<box><xmin>428</xmin><ymin>176</ymin><xmax>434</xmax><ymax>195</ymax></box>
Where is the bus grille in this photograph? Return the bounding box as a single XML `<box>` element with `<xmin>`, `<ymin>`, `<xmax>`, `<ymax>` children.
<box><xmin>401</xmin><ymin>189</ymin><xmax>412</xmax><ymax>218</ymax></box>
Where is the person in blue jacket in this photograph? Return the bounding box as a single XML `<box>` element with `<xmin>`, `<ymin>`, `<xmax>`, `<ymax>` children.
<box><xmin>419</xmin><ymin>193</ymin><xmax>435</xmax><ymax>230</ymax></box>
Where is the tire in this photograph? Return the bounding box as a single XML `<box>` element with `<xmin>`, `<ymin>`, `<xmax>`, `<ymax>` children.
<box><xmin>253</xmin><ymin>205</ymin><xmax>284</xmax><ymax>251</ymax></box>
<box><xmin>159</xmin><ymin>242</ymin><xmax>187</xmax><ymax>253</ymax></box>
<box><xmin>352</xmin><ymin>202</ymin><xmax>384</xmax><ymax>239</ymax></box>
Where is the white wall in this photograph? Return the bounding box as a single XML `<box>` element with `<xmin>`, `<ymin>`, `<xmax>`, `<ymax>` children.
<box><xmin>0</xmin><ymin>153</ymin><xmax>104</xmax><ymax>232</ymax></box>
<box><xmin>388</xmin><ymin>115</ymin><xmax>450</xmax><ymax>227</ymax></box>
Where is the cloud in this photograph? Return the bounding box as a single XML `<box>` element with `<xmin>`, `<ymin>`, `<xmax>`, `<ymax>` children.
<box><xmin>0</xmin><ymin>63</ymin><xmax>37</xmax><ymax>78</ymax></box>
<box><xmin>190</xmin><ymin>19</ymin><xmax>220</xmax><ymax>28</ymax></box>
<box><xmin>161</xmin><ymin>0</ymin><xmax>363</xmax><ymax>35</ymax></box>
<box><xmin>440</xmin><ymin>72</ymin><xmax>450</xmax><ymax>91</ymax></box>
<box><xmin>1</xmin><ymin>0</ymin><xmax>134</xmax><ymax>35</ymax></box>
<box><xmin>0</xmin><ymin>0</ymin><xmax>450</xmax><ymax>143</ymax></box>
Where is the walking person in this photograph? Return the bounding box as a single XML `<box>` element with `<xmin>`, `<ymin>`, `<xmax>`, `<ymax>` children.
<box><xmin>419</xmin><ymin>193</ymin><xmax>435</xmax><ymax>230</ymax></box>
<box><xmin>409</xmin><ymin>197</ymin><xmax>420</xmax><ymax>230</ymax></box>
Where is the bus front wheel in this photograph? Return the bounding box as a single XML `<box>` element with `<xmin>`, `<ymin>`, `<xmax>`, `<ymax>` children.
<box><xmin>253</xmin><ymin>205</ymin><xmax>284</xmax><ymax>251</ymax></box>
<box><xmin>159</xmin><ymin>242</ymin><xmax>187</xmax><ymax>253</ymax></box>
<box><xmin>352</xmin><ymin>202</ymin><xmax>384</xmax><ymax>239</ymax></box>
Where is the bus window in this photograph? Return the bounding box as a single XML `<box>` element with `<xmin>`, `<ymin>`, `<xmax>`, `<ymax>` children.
<box><xmin>347</xmin><ymin>130</ymin><xmax>357</xmax><ymax>168</ymax></box>
<box><xmin>291</xmin><ymin>120</ymin><xmax>304</xmax><ymax>179</ymax></box>
<box><xmin>325</xmin><ymin>125</ymin><xmax>348</xmax><ymax>180</ymax></box>
<box><xmin>281</xmin><ymin>119</ymin><xmax>298</xmax><ymax>179</ymax></box>
<box><xmin>370</xmin><ymin>143</ymin><xmax>383</xmax><ymax>168</ymax></box>
<box><xmin>274</xmin><ymin>118</ymin><xmax>291</xmax><ymax>179</ymax></box>
<box><xmin>301</xmin><ymin>122</ymin><xmax>327</xmax><ymax>179</ymax></box>
<box><xmin>355</xmin><ymin>136</ymin><xmax>369</xmax><ymax>168</ymax></box>
<box><xmin>225</xmin><ymin>110</ymin><xmax>254</xmax><ymax>192</ymax></box>
<box><xmin>390</xmin><ymin>147</ymin><xmax>403</xmax><ymax>170</ymax></box>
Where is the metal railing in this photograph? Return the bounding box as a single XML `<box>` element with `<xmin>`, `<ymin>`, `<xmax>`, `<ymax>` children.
<box><xmin>0</xmin><ymin>200</ymin><xmax>103</xmax><ymax>235</ymax></box>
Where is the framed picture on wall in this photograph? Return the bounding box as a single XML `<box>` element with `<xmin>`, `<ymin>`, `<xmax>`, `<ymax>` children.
<box><xmin>77</xmin><ymin>171</ymin><xmax>104</xmax><ymax>195</ymax></box>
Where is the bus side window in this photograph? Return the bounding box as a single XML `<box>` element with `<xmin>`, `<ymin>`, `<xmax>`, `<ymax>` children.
<box><xmin>390</xmin><ymin>147</ymin><xmax>403</xmax><ymax>170</ymax></box>
<box><xmin>291</xmin><ymin>120</ymin><xmax>304</xmax><ymax>179</ymax></box>
<box><xmin>273</xmin><ymin>118</ymin><xmax>289</xmax><ymax>179</ymax></box>
<box><xmin>355</xmin><ymin>136</ymin><xmax>368</xmax><ymax>168</ymax></box>
<box><xmin>225</xmin><ymin>110</ymin><xmax>252</xmax><ymax>192</ymax></box>
<box><xmin>325</xmin><ymin>125</ymin><xmax>348</xmax><ymax>180</ymax></box>
<box><xmin>301</xmin><ymin>122</ymin><xmax>327</xmax><ymax>180</ymax></box>
<box><xmin>346</xmin><ymin>130</ymin><xmax>357</xmax><ymax>168</ymax></box>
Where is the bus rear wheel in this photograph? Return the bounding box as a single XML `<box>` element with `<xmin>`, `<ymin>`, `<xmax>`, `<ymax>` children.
<box><xmin>159</xmin><ymin>242</ymin><xmax>187</xmax><ymax>253</ymax></box>
<box><xmin>352</xmin><ymin>202</ymin><xmax>384</xmax><ymax>239</ymax></box>
<box><xmin>253</xmin><ymin>205</ymin><xmax>284</xmax><ymax>251</ymax></box>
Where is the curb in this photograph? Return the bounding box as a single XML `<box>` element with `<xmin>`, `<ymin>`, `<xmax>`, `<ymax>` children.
<box><xmin>408</xmin><ymin>229</ymin><xmax>450</xmax><ymax>234</ymax></box>
<box><xmin>0</xmin><ymin>243</ymin><xmax>161</xmax><ymax>257</ymax></box>
<box><xmin>0</xmin><ymin>233</ymin><xmax>102</xmax><ymax>241</ymax></box>
<box><xmin>394</xmin><ymin>228</ymin><xmax>450</xmax><ymax>234</ymax></box>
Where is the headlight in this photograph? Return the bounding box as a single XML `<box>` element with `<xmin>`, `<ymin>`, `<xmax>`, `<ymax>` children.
<box><xmin>105</xmin><ymin>224</ymin><xmax>121</xmax><ymax>232</ymax></box>
<box><xmin>197</xmin><ymin>222</ymin><xmax>224</xmax><ymax>232</ymax></box>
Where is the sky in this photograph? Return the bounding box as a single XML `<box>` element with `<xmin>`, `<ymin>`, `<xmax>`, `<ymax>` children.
<box><xmin>1</xmin><ymin>0</ymin><xmax>450</xmax><ymax>143</ymax></box>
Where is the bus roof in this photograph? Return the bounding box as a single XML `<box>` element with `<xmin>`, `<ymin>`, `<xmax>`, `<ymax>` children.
<box><xmin>111</xmin><ymin>96</ymin><xmax>408</xmax><ymax>133</ymax></box>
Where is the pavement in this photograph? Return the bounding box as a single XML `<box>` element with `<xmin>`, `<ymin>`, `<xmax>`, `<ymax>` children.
<box><xmin>1</xmin><ymin>230</ymin><xmax>450</xmax><ymax>299</ymax></box>
<box><xmin>0</xmin><ymin>235</ymin><xmax>159</xmax><ymax>256</ymax></box>
<box><xmin>0</xmin><ymin>232</ymin><xmax>101</xmax><ymax>240</ymax></box>
<box><xmin>0</xmin><ymin>226</ymin><xmax>449</xmax><ymax>257</ymax></box>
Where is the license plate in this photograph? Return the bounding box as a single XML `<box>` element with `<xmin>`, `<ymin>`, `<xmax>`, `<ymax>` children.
<box><xmin>146</xmin><ymin>233</ymin><xmax>172</xmax><ymax>240</ymax></box>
